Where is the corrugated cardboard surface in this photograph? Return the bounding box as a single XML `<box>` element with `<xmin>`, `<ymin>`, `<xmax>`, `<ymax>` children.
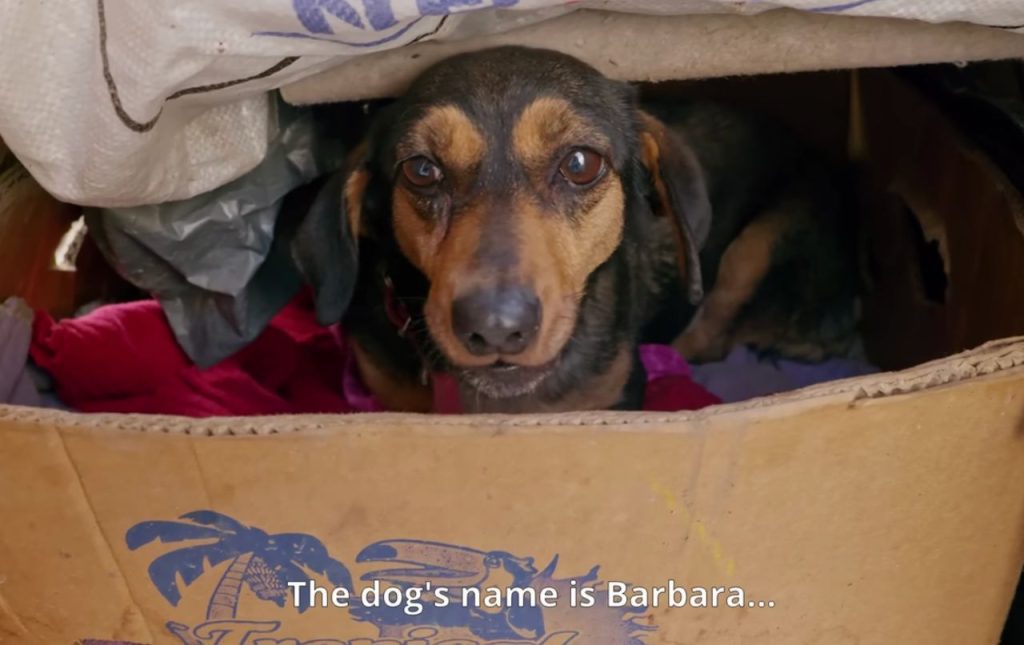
<box><xmin>1</xmin><ymin>339</ymin><xmax>1022</xmax><ymax>644</ymax></box>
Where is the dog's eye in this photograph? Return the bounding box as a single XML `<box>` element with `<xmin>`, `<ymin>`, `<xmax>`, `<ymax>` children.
<box><xmin>558</xmin><ymin>148</ymin><xmax>605</xmax><ymax>186</ymax></box>
<box><xmin>400</xmin><ymin>156</ymin><xmax>443</xmax><ymax>188</ymax></box>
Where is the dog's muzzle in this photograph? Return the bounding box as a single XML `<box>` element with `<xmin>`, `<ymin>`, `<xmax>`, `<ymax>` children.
<box><xmin>451</xmin><ymin>285</ymin><xmax>541</xmax><ymax>357</ymax></box>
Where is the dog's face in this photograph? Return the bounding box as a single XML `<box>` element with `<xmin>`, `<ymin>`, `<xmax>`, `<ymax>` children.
<box><xmin>377</xmin><ymin>51</ymin><xmax>643</xmax><ymax>397</ymax></box>
<box><xmin>296</xmin><ymin>47</ymin><xmax>710</xmax><ymax>403</ymax></box>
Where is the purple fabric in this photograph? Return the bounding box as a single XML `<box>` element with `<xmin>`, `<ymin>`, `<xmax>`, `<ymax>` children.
<box><xmin>638</xmin><ymin>343</ymin><xmax>693</xmax><ymax>380</ymax></box>
<box><xmin>691</xmin><ymin>345</ymin><xmax>878</xmax><ymax>404</ymax></box>
<box><xmin>336</xmin><ymin>327</ymin><xmax>387</xmax><ymax>413</ymax></box>
<box><xmin>0</xmin><ymin>297</ymin><xmax>42</xmax><ymax>407</ymax></box>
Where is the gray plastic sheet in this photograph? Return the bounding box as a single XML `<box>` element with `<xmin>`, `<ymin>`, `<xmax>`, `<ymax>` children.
<box><xmin>86</xmin><ymin>100</ymin><xmax>346</xmax><ymax>367</ymax></box>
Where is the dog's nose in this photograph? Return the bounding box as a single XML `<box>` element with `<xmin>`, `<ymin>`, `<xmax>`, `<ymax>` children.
<box><xmin>452</xmin><ymin>287</ymin><xmax>541</xmax><ymax>356</ymax></box>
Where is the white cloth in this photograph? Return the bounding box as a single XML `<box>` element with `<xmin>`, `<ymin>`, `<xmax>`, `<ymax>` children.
<box><xmin>0</xmin><ymin>0</ymin><xmax>1021</xmax><ymax>207</ymax></box>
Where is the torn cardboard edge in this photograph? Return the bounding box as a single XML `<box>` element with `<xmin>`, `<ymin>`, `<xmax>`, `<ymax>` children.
<box><xmin>282</xmin><ymin>9</ymin><xmax>1024</xmax><ymax>105</ymax></box>
<box><xmin>2</xmin><ymin>336</ymin><xmax>1023</xmax><ymax>435</ymax></box>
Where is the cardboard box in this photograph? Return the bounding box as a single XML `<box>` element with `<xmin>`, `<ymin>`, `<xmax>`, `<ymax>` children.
<box><xmin>1</xmin><ymin>339</ymin><xmax>1023</xmax><ymax>645</ymax></box>
<box><xmin>2</xmin><ymin>69</ymin><xmax>1024</xmax><ymax>645</ymax></box>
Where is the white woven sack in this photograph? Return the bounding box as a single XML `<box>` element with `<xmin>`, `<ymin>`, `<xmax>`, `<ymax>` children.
<box><xmin>0</xmin><ymin>0</ymin><xmax>1021</xmax><ymax>207</ymax></box>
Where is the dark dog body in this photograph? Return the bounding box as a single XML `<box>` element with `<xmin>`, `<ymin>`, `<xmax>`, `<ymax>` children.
<box><xmin>642</xmin><ymin>102</ymin><xmax>859</xmax><ymax>363</ymax></box>
<box><xmin>293</xmin><ymin>46</ymin><xmax>858</xmax><ymax>414</ymax></box>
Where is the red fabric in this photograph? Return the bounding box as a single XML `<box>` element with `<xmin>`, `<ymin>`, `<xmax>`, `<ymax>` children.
<box><xmin>431</xmin><ymin>372</ymin><xmax>463</xmax><ymax>414</ymax></box>
<box><xmin>30</xmin><ymin>293</ymin><xmax>360</xmax><ymax>417</ymax></box>
<box><xmin>31</xmin><ymin>295</ymin><xmax>718</xmax><ymax>417</ymax></box>
<box><xmin>642</xmin><ymin>373</ymin><xmax>721</xmax><ymax>411</ymax></box>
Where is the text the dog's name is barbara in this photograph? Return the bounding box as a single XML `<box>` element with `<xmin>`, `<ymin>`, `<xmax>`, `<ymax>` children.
<box><xmin>287</xmin><ymin>579</ymin><xmax>774</xmax><ymax>615</ymax></box>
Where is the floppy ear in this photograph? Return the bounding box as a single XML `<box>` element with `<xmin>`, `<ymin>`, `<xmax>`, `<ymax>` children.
<box><xmin>636</xmin><ymin>111</ymin><xmax>712</xmax><ymax>304</ymax></box>
<box><xmin>290</xmin><ymin>145</ymin><xmax>369</xmax><ymax>325</ymax></box>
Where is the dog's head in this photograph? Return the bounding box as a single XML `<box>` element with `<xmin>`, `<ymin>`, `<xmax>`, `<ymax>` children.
<box><xmin>296</xmin><ymin>46</ymin><xmax>710</xmax><ymax>401</ymax></box>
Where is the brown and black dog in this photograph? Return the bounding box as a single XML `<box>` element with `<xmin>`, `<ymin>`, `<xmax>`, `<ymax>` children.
<box><xmin>292</xmin><ymin>46</ymin><xmax>859</xmax><ymax>414</ymax></box>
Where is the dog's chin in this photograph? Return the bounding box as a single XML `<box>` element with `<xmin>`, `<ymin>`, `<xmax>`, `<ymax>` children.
<box><xmin>456</xmin><ymin>361</ymin><xmax>556</xmax><ymax>399</ymax></box>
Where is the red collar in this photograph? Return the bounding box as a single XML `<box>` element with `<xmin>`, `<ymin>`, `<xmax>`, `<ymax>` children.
<box><xmin>382</xmin><ymin>275</ymin><xmax>461</xmax><ymax>411</ymax></box>
<box><xmin>383</xmin><ymin>275</ymin><xmax>432</xmax><ymax>389</ymax></box>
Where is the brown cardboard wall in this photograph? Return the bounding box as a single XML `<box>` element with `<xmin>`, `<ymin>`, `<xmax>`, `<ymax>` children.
<box><xmin>2</xmin><ymin>339</ymin><xmax>1024</xmax><ymax>644</ymax></box>
<box><xmin>0</xmin><ymin>425</ymin><xmax>152</xmax><ymax>641</ymax></box>
<box><xmin>858</xmin><ymin>71</ymin><xmax>1024</xmax><ymax>369</ymax></box>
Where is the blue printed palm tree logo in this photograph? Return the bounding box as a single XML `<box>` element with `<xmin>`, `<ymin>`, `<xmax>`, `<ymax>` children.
<box><xmin>126</xmin><ymin>511</ymin><xmax>656</xmax><ymax>643</ymax></box>
<box><xmin>126</xmin><ymin>511</ymin><xmax>352</xmax><ymax>621</ymax></box>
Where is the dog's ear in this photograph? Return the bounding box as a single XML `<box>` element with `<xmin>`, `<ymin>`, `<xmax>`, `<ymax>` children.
<box><xmin>291</xmin><ymin>145</ymin><xmax>369</xmax><ymax>325</ymax></box>
<box><xmin>636</xmin><ymin>111</ymin><xmax>711</xmax><ymax>304</ymax></box>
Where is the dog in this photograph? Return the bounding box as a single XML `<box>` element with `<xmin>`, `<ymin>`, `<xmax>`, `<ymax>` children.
<box><xmin>291</xmin><ymin>46</ymin><xmax>859</xmax><ymax>414</ymax></box>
